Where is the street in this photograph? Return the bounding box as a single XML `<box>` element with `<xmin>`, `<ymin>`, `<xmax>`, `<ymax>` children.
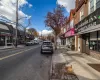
<box><xmin>1</xmin><ymin>0</ymin><xmax>100</xmax><ymax>80</ymax></box>
<box><xmin>0</xmin><ymin>45</ymin><xmax>52</xmax><ymax>80</ymax></box>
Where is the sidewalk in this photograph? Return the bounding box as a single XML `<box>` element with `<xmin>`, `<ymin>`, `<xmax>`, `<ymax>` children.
<box><xmin>50</xmin><ymin>48</ymin><xmax>100</xmax><ymax>80</ymax></box>
<box><xmin>0</xmin><ymin>45</ymin><xmax>25</xmax><ymax>50</ymax></box>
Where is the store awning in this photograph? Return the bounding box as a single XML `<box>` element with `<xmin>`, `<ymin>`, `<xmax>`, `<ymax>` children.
<box><xmin>65</xmin><ymin>28</ymin><xmax>75</xmax><ymax>37</ymax></box>
<box><xmin>76</xmin><ymin>24</ymin><xmax>100</xmax><ymax>35</ymax></box>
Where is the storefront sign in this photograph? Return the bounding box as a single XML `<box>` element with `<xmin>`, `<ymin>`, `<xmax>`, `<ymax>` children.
<box><xmin>78</xmin><ymin>21</ymin><xmax>97</xmax><ymax>32</ymax></box>
<box><xmin>0</xmin><ymin>32</ymin><xmax>12</xmax><ymax>36</ymax></box>
<box><xmin>75</xmin><ymin>8</ymin><xmax>100</xmax><ymax>34</ymax></box>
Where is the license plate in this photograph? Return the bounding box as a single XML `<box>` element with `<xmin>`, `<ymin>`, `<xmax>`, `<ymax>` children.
<box><xmin>44</xmin><ymin>47</ymin><xmax>49</xmax><ymax>49</ymax></box>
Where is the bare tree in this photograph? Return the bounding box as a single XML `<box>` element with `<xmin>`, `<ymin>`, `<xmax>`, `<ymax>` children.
<box><xmin>45</xmin><ymin>6</ymin><xmax>66</xmax><ymax>50</ymax></box>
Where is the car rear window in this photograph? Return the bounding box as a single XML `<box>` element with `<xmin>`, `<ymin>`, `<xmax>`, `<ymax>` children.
<box><xmin>43</xmin><ymin>42</ymin><xmax>52</xmax><ymax>45</ymax></box>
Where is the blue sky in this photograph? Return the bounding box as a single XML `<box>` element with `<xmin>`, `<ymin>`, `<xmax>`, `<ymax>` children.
<box><xmin>22</xmin><ymin>0</ymin><xmax>69</xmax><ymax>31</ymax></box>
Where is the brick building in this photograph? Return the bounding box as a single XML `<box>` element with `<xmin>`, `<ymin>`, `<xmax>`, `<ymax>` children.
<box><xmin>75</xmin><ymin>0</ymin><xmax>100</xmax><ymax>60</ymax></box>
<box><xmin>74</xmin><ymin>0</ymin><xmax>89</xmax><ymax>52</ymax></box>
<box><xmin>65</xmin><ymin>9</ymin><xmax>75</xmax><ymax>50</ymax></box>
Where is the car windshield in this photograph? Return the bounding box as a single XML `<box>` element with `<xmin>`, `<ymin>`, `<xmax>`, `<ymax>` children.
<box><xmin>43</xmin><ymin>42</ymin><xmax>52</xmax><ymax>45</ymax></box>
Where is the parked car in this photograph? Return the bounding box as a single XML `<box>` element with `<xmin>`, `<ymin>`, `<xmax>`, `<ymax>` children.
<box><xmin>41</xmin><ymin>41</ymin><xmax>53</xmax><ymax>54</ymax></box>
<box><xmin>34</xmin><ymin>40</ymin><xmax>39</xmax><ymax>44</ymax></box>
<box><xmin>25</xmin><ymin>40</ymin><xmax>34</xmax><ymax>46</ymax></box>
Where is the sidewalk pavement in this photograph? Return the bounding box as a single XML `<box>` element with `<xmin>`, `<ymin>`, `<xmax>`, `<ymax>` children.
<box><xmin>0</xmin><ymin>45</ymin><xmax>25</xmax><ymax>50</ymax></box>
<box><xmin>50</xmin><ymin>48</ymin><xmax>100</xmax><ymax>80</ymax></box>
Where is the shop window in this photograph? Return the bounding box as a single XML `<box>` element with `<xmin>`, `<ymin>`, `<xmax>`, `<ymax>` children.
<box><xmin>90</xmin><ymin>0</ymin><xmax>94</xmax><ymax>13</ymax></box>
<box><xmin>98</xmin><ymin>31</ymin><xmax>100</xmax><ymax>52</ymax></box>
<box><xmin>96</xmin><ymin>0</ymin><xmax>100</xmax><ymax>9</ymax></box>
<box><xmin>90</xmin><ymin>32</ymin><xmax>98</xmax><ymax>51</ymax></box>
<box><xmin>98</xmin><ymin>41</ymin><xmax>100</xmax><ymax>52</ymax></box>
<box><xmin>90</xmin><ymin>41</ymin><xmax>98</xmax><ymax>51</ymax></box>
<box><xmin>80</xmin><ymin>8</ymin><xmax>84</xmax><ymax>21</ymax></box>
<box><xmin>7</xmin><ymin>36</ymin><xmax>12</xmax><ymax>43</ymax></box>
<box><xmin>0</xmin><ymin>36</ymin><xmax>5</xmax><ymax>46</ymax></box>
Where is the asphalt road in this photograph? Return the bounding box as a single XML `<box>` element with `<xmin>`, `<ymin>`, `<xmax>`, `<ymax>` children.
<box><xmin>0</xmin><ymin>45</ymin><xmax>52</xmax><ymax>80</ymax></box>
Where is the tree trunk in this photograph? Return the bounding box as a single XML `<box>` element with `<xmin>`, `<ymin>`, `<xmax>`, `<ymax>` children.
<box><xmin>54</xmin><ymin>35</ymin><xmax>57</xmax><ymax>50</ymax></box>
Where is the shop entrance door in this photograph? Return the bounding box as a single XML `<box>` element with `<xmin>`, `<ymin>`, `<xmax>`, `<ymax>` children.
<box><xmin>0</xmin><ymin>36</ymin><xmax>5</xmax><ymax>46</ymax></box>
<box><xmin>85</xmin><ymin>36</ymin><xmax>90</xmax><ymax>54</ymax></box>
<box><xmin>82</xmin><ymin>34</ymin><xmax>90</xmax><ymax>54</ymax></box>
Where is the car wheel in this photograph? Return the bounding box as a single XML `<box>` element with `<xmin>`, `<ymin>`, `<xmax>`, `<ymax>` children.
<box><xmin>41</xmin><ymin>50</ymin><xmax>43</xmax><ymax>54</ymax></box>
<box><xmin>51</xmin><ymin>51</ymin><xmax>54</xmax><ymax>54</ymax></box>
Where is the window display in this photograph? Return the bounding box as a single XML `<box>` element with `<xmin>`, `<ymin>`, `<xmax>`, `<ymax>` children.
<box><xmin>98</xmin><ymin>31</ymin><xmax>100</xmax><ymax>52</ymax></box>
<box><xmin>90</xmin><ymin>41</ymin><xmax>98</xmax><ymax>51</ymax></box>
<box><xmin>90</xmin><ymin>32</ymin><xmax>98</xmax><ymax>51</ymax></box>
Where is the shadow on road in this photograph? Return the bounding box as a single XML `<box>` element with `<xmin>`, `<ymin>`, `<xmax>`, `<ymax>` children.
<box><xmin>40</xmin><ymin>53</ymin><xmax>53</xmax><ymax>58</ymax></box>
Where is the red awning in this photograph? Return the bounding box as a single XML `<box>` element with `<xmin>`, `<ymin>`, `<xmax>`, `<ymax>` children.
<box><xmin>65</xmin><ymin>28</ymin><xmax>75</xmax><ymax>38</ymax></box>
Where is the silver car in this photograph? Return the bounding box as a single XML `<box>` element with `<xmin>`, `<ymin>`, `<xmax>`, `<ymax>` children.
<box><xmin>41</xmin><ymin>41</ymin><xmax>53</xmax><ymax>54</ymax></box>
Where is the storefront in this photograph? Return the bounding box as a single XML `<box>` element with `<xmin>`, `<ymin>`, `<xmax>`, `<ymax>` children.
<box><xmin>0</xmin><ymin>22</ymin><xmax>13</xmax><ymax>46</ymax></box>
<box><xmin>65</xmin><ymin>28</ymin><xmax>75</xmax><ymax>50</ymax></box>
<box><xmin>60</xmin><ymin>33</ymin><xmax>66</xmax><ymax>45</ymax></box>
<box><xmin>75</xmin><ymin>7</ymin><xmax>100</xmax><ymax>59</ymax></box>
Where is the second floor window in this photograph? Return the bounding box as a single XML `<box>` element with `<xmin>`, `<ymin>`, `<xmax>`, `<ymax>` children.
<box><xmin>80</xmin><ymin>8</ymin><xmax>84</xmax><ymax>21</ymax></box>
<box><xmin>90</xmin><ymin>0</ymin><xmax>94</xmax><ymax>13</ymax></box>
<box><xmin>96</xmin><ymin>0</ymin><xmax>100</xmax><ymax>9</ymax></box>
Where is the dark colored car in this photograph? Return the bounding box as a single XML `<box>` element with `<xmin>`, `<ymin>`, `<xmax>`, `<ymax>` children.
<box><xmin>41</xmin><ymin>41</ymin><xmax>53</xmax><ymax>54</ymax></box>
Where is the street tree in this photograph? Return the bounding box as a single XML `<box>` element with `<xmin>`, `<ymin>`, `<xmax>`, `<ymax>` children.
<box><xmin>33</xmin><ymin>30</ymin><xmax>39</xmax><ymax>37</ymax></box>
<box><xmin>28</xmin><ymin>28</ymin><xmax>36</xmax><ymax>35</ymax></box>
<box><xmin>45</xmin><ymin>6</ymin><xmax>66</xmax><ymax>49</ymax></box>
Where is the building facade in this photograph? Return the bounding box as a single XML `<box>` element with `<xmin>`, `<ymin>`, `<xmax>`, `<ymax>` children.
<box><xmin>0</xmin><ymin>22</ymin><xmax>13</xmax><ymax>46</ymax></box>
<box><xmin>75</xmin><ymin>0</ymin><xmax>100</xmax><ymax>59</ymax></box>
<box><xmin>74</xmin><ymin>0</ymin><xmax>89</xmax><ymax>52</ymax></box>
<box><xmin>65</xmin><ymin>9</ymin><xmax>75</xmax><ymax>50</ymax></box>
<box><xmin>60</xmin><ymin>26</ymin><xmax>67</xmax><ymax>45</ymax></box>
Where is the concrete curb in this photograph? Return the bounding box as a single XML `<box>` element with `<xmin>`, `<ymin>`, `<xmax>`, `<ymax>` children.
<box><xmin>49</xmin><ymin>50</ymin><xmax>54</xmax><ymax>80</ymax></box>
<box><xmin>0</xmin><ymin>45</ymin><xmax>25</xmax><ymax>50</ymax></box>
<box><xmin>49</xmin><ymin>57</ymin><xmax>53</xmax><ymax>80</ymax></box>
<box><xmin>49</xmin><ymin>49</ymin><xmax>57</xmax><ymax>80</ymax></box>
<box><xmin>0</xmin><ymin>47</ymin><xmax>14</xmax><ymax>50</ymax></box>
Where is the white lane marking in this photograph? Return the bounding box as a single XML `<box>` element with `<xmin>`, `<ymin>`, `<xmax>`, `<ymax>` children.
<box><xmin>0</xmin><ymin>46</ymin><xmax>39</xmax><ymax>61</ymax></box>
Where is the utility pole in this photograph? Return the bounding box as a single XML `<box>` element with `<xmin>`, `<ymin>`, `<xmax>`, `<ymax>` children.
<box><xmin>15</xmin><ymin>0</ymin><xmax>18</xmax><ymax>47</ymax></box>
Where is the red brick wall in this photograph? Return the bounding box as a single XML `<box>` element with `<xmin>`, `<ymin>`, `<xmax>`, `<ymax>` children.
<box><xmin>74</xmin><ymin>0</ymin><xmax>89</xmax><ymax>51</ymax></box>
<box><xmin>74</xmin><ymin>0</ymin><xmax>89</xmax><ymax>25</ymax></box>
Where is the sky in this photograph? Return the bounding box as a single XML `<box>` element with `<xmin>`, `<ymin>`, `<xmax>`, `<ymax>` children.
<box><xmin>0</xmin><ymin>0</ymin><xmax>75</xmax><ymax>35</ymax></box>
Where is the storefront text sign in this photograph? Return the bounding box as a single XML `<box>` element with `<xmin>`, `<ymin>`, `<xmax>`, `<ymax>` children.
<box><xmin>75</xmin><ymin>8</ymin><xmax>100</xmax><ymax>34</ymax></box>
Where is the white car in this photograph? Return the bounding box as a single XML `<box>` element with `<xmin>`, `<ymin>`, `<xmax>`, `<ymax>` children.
<box><xmin>25</xmin><ymin>40</ymin><xmax>34</xmax><ymax>46</ymax></box>
<box><xmin>34</xmin><ymin>40</ymin><xmax>39</xmax><ymax>44</ymax></box>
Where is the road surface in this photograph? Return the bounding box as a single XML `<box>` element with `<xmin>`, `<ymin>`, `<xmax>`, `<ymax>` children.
<box><xmin>0</xmin><ymin>45</ymin><xmax>52</xmax><ymax>80</ymax></box>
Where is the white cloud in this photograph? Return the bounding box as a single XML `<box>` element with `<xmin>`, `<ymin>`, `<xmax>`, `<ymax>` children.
<box><xmin>57</xmin><ymin>0</ymin><xmax>75</xmax><ymax>12</ymax></box>
<box><xmin>39</xmin><ymin>30</ymin><xmax>53</xmax><ymax>36</ymax></box>
<box><xmin>0</xmin><ymin>0</ymin><xmax>31</xmax><ymax>27</ymax></box>
<box><xmin>29</xmin><ymin>4</ymin><xmax>33</xmax><ymax>8</ymax></box>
